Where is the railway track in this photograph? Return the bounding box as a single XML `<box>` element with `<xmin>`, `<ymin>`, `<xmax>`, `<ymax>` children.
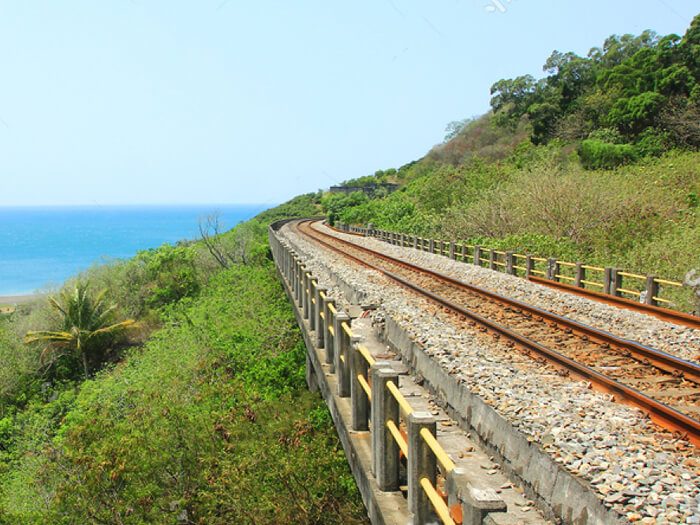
<box><xmin>293</xmin><ymin>220</ymin><xmax>700</xmax><ymax>447</ymax></box>
<box><xmin>328</xmin><ymin>223</ymin><xmax>700</xmax><ymax>330</ymax></box>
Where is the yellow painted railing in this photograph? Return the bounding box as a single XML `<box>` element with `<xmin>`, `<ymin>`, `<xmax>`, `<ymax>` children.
<box><xmin>339</xmin><ymin>224</ymin><xmax>689</xmax><ymax>310</ymax></box>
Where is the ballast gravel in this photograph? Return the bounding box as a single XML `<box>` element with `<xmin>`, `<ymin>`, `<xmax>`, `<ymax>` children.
<box><xmin>279</xmin><ymin>223</ymin><xmax>700</xmax><ymax>525</ymax></box>
<box><xmin>324</xmin><ymin>226</ymin><xmax>700</xmax><ymax>365</ymax></box>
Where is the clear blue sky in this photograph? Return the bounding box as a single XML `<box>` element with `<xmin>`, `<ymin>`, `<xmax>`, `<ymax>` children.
<box><xmin>0</xmin><ymin>1</ymin><xmax>696</xmax><ymax>206</ymax></box>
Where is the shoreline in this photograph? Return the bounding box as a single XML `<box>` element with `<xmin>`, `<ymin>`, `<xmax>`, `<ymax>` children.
<box><xmin>0</xmin><ymin>294</ymin><xmax>41</xmax><ymax>305</ymax></box>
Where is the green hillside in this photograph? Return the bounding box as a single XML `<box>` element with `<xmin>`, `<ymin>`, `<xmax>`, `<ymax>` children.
<box><xmin>322</xmin><ymin>15</ymin><xmax>700</xmax><ymax>312</ymax></box>
<box><xmin>0</xmin><ymin>198</ymin><xmax>369</xmax><ymax>525</ymax></box>
<box><xmin>0</xmin><ymin>13</ymin><xmax>698</xmax><ymax>525</ymax></box>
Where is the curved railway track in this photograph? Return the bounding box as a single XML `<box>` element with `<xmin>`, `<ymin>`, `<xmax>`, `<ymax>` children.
<box><xmin>292</xmin><ymin>220</ymin><xmax>700</xmax><ymax>447</ymax></box>
<box><xmin>328</xmin><ymin>224</ymin><xmax>700</xmax><ymax>330</ymax></box>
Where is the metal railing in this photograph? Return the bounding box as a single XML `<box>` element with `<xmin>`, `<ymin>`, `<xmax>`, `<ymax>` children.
<box><xmin>338</xmin><ymin>223</ymin><xmax>687</xmax><ymax>310</ymax></box>
<box><xmin>269</xmin><ymin>229</ymin><xmax>508</xmax><ymax>525</ymax></box>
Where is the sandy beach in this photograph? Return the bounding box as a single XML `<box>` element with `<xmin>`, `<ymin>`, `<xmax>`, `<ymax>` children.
<box><xmin>0</xmin><ymin>294</ymin><xmax>40</xmax><ymax>305</ymax></box>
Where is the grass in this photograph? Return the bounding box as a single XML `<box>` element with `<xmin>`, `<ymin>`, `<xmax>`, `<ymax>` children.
<box><xmin>324</xmin><ymin>122</ymin><xmax>700</xmax><ymax>312</ymax></box>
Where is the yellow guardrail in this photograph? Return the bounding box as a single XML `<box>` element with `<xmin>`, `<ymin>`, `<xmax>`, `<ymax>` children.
<box><xmin>655</xmin><ymin>278</ymin><xmax>683</xmax><ymax>287</ymax></box>
<box><xmin>421</xmin><ymin>477</ymin><xmax>456</xmax><ymax>525</ymax></box>
<box><xmin>357</xmin><ymin>344</ymin><xmax>376</xmax><ymax>367</ymax></box>
<box><xmin>617</xmin><ymin>271</ymin><xmax>646</xmax><ymax>280</ymax></box>
<box><xmin>387</xmin><ymin>419</ymin><xmax>408</xmax><ymax>456</ymax></box>
<box><xmin>357</xmin><ymin>375</ymin><xmax>372</xmax><ymax>400</ymax></box>
<box><xmin>387</xmin><ymin>380</ymin><xmax>413</xmax><ymax>416</ymax></box>
<box><xmin>617</xmin><ymin>287</ymin><xmax>642</xmax><ymax>297</ymax></box>
<box><xmin>420</xmin><ymin>427</ymin><xmax>455</xmax><ymax>473</ymax></box>
<box><xmin>366</xmin><ymin>227</ymin><xmax>687</xmax><ymax>308</ymax></box>
<box><xmin>277</xmin><ymin>237</ymin><xmax>465</xmax><ymax>525</ymax></box>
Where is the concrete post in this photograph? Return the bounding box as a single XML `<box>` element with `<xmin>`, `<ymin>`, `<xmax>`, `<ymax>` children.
<box><xmin>294</xmin><ymin>259</ymin><xmax>301</xmax><ymax>305</ymax></box>
<box><xmin>547</xmin><ymin>258</ymin><xmax>560</xmax><ymax>282</ymax></box>
<box><xmin>575</xmin><ymin>262</ymin><xmax>585</xmax><ymax>288</ymax></box>
<box><xmin>297</xmin><ymin>264</ymin><xmax>306</xmax><ymax>307</ymax></box>
<box><xmin>525</xmin><ymin>255</ymin><xmax>534</xmax><ymax>278</ymax></box>
<box><xmin>474</xmin><ymin>246</ymin><xmax>482</xmax><ymax>267</ymax></box>
<box><xmin>506</xmin><ymin>251</ymin><xmax>514</xmax><ymax>275</ymax></box>
<box><xmin>286</xmin><ymin>248</ymin><xmax>291</xmax><ymax>279</ymax></box>
<box><xmin>309</xmin><ymin>279</ymin><xmax>317</xmax><ymax>331</ymax></box>
<box><xmin>488</xmin><ymin>249</ymin><xmax>496</xmax><ymax>270</ymax></box>
<box><xmin>603</xmin><ymin>267</ymin><xmax>614</xmax><ymax>295</ymax></box>
<box><xmin>408</xmin><ymin>412</ymin><xmax>437</xmax><ymax>524</ymax></box>
<box><xmin>428</xmin><ymin>239</ymin><xmax>435</xmax><ymax>254</ymax></box>
<box><xmin>447</xmin><ymin>468</ymin><xmax>507</xmax><ymax>525</ymax></box>
<box><xmin>291</xmin><ymin>257</ymin><xmax>298</xmax><ymax>300</ymax></box>
<box><xmin>302</xmin><ymin>271</ymin><xmax>310</xmax><ymax>320</ymax></box>
<box><xmin>334</xmin><ymin>312</ymin><xmax>351</xmax><ymax>396</ymax></box>
<box><xmin>370</xmin><ymin>366</ymin><xmax>400</xmax><ymax>490</ymax></box>
<box><xmin>462</xmin><ymin>244</ymin><xmax>468</xmax><ymax>263</ymax></box>
<box><xmin>412</xmin><ymin>236</ymin><xmax>418</xmax><ymax>249</ymax></box>
<box><xmin>290</xmin><ymin>255</ymin><xmax>296</xmax><ymax>296</ymax></box>
<box><xmin>305</xmin><ymin>352</ymin><xmax>318</xmax><ymax>392</ymax></box>
<box><xmin>351</xmin><ymin>337</ymin><xmax>370</xmax><ymax>431</ymax></box>
<box><xmin>324</xmin><ymin>298</ymin><xmax>336</xmax><ymax>370</ymax></box>
<box><xmin>611</xmin><ymin>269</ymin><xmax>623</xmax><ymax>297</ymax></box>
<box><xmin>315</xmin><ymin>287</ymin><xmax>327</xmax><ymax>348</ymax></box>
<box><xmin>645</xmin><ymin>275</ymin><xmax>659</xmax><ymax>306</ymax></box>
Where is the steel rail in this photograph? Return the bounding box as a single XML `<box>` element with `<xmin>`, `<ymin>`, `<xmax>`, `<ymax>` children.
<box><xmin>294</xmin><ymin>220</ymin><xmax>700</xmax><ymax>446</ymax></box>
<box><xmin>313</xmin><ymin>222</ymin><xmax>700</xmax><ymax>385</ymax></box>
<box><xmin>528</xmin><ymin>276</ymin><xmax>700</xmax><ymax>330</ymax></box>
<box><xmin>328</xmin><ymin>224</ymin><xmax>699</xmax><ymax>329</ymax></box>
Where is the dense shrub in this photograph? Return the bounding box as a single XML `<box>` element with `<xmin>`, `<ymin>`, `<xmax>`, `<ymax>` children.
<box><xmin>578</xmin><ymin>139</ymin><xmax>638</xmax><ymax>169</ymax></box>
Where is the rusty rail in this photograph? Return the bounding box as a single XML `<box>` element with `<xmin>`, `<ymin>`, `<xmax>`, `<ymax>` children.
<box><xmin>299</xmin><ymin>220</ymin><xmax>700</xmax><ymax>447</ymax></box>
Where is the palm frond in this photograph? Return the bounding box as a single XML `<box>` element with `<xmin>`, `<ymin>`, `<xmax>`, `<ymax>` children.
<box><xmin>48</xmin><ymin>296</ymin><xmax>68</xmax><ymax>317</ymax></box>
<box><xmin>87</xmin><ymin>319</ymin><xmax>136</xmax><ymax>340</ymax></box>
<box><xmin>24</xmin><ymin>330</ymin><xmax>74</xmax><ymax>345</ymax></box>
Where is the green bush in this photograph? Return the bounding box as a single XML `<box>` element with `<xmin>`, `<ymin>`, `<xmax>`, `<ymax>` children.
<box><xmin>578</xmin><ymin>139</ymin><xmax>638</xmax><ymax>169</ymax></box>
<box><xmin>321</xmin><ymin>191</ymin><xmax>369</xmax><ymax>225</ymax></box>
<box><xmin>634</xmin><ymin>128</ymin><xmax>670</xmax><ymax>157</ymax></box>
<box><xmin>135</xmin><ymin>244</ymin><xmax>201</xmax><ymax>309</ymax></box>
<box><xmin>0</xmin><ymin>265</ymin><xmax>367</xmax><ymax>524</ymax></box>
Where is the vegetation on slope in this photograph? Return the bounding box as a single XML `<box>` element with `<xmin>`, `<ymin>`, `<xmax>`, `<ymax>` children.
<box><xmin>0</xmin><ymin>193</ymin><xmax>366</xmax><ymax>524</ymax></box>
<box><xmin>321</xmin><ymin>15</ymin><xmax>700</xmax><ymax>312</ymax></box>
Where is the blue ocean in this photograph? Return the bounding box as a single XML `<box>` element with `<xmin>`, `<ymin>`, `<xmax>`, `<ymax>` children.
<box><xmin>0</xmin><ymin>204</ymin><xmax>269</xmax><ymax>296</ymax></box>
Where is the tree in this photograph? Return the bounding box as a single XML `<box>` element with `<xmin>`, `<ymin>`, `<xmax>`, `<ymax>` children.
<box><xmin>24</xmin><ymin>283</ymin><xmax>135</xmax><ymax>379</ymax></box>
<box><xmin>443</xmin><ymin>118</ymin><xmax>473</xmax><ymax>142</ymax></box>
<box><xmin>490</xmin><ymin>75</ymin><xmax>538</xmax><ymax>128</ymax></box>
<box><xmin>199</xmin><ymin>213</ymin><xmax>235</xmax><ymax>269</ymax></box>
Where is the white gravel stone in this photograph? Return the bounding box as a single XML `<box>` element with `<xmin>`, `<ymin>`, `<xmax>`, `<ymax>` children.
<box><xmin>278</xmin><ymin>223</ymin><xmax>700</xmax><ymax>524</ymax></box>
<box><xmin>330</xmin><ymin>226</ymin><xmax>700</xmax><ymax>364</ymax></box>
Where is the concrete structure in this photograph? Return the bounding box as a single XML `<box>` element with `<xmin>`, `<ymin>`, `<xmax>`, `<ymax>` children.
<box><xmin>270</xmin><ymin>220</ymin><xmax>629</xmax><ymax>525</ymax></box>
<box><xmin>269</xmin><ymin>220</ymin><xmax>560</xmax><ymax>525</ymax></box>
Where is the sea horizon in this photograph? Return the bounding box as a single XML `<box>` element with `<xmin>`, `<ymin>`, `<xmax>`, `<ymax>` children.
<box><xmin>0</xmin><ymin>203</ymin><xmax>271</xmax><ymax>296</ymax></box>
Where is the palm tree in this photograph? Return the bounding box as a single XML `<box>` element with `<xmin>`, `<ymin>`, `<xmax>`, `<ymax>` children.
<box><xmin>25</xmin><ymin>282</ymin><xmax>135</xmax><ymax>379</ymax></box>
